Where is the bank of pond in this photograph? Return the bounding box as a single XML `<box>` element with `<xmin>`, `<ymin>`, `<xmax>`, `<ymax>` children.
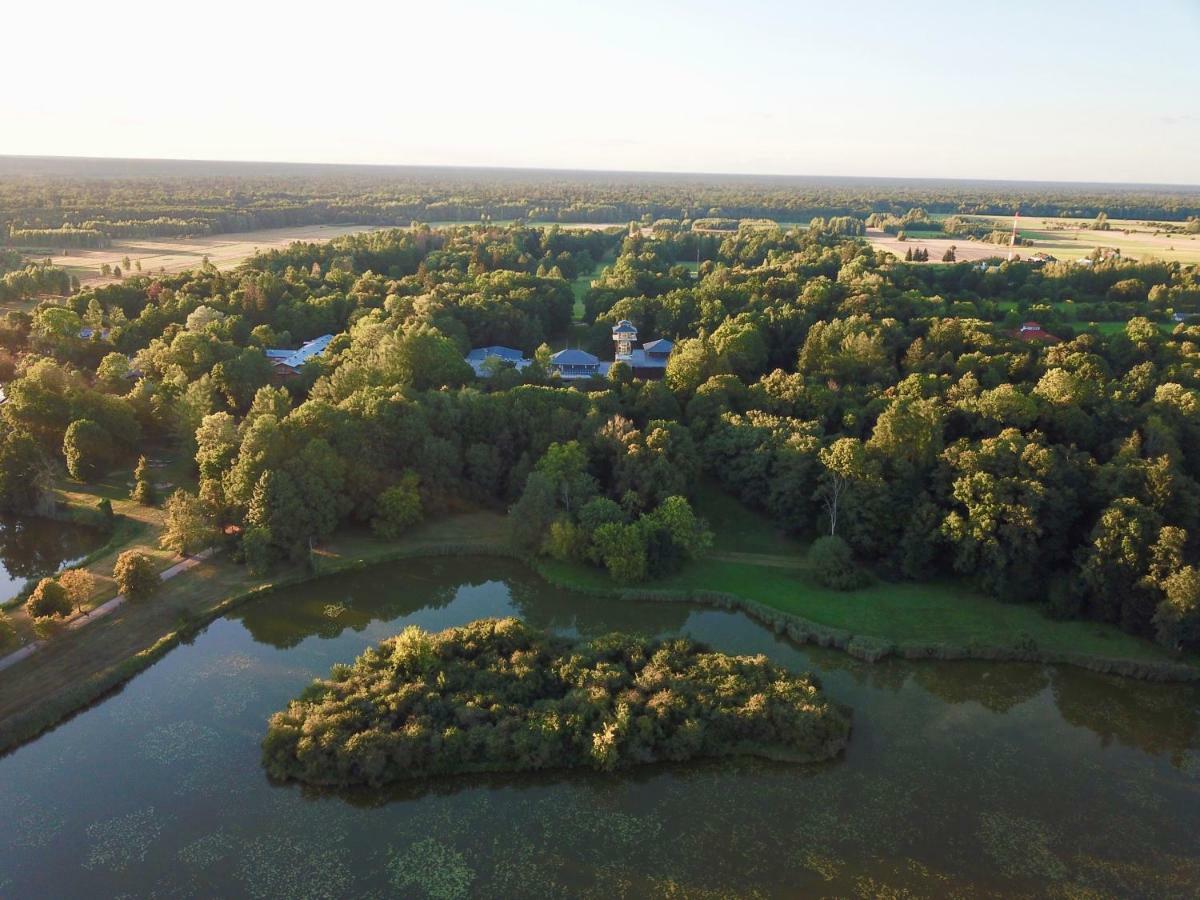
<box><xmin>0</xmin><ymin>515</ymin><xmax>105</xmax><ymax>607</ymax></box>
<box><xmin>1</xmin><ymin>556</ymin><xmax>1198</xmax><ymax>896</ymax></box>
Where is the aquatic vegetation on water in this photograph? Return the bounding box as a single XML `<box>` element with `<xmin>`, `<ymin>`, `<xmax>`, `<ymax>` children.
<box><xmin>83</xmin><ymin>806</ymin><xmax>166</xmax><ymax>872</ymax></box>
<box><xmin>977</xmin><ymin>811</ymin><xmax>1067</xmax><ymax>882</ymax></box>
<box><xmin>177</xmin><ymin>830</ymin><xmax>235</xmax><ymax>867</ymax></box>
<box><xmin>388</xmin><ymin>838</ymin><xmax>475</xmax><ymax>900</ymax></box>
<box><xmin>232</xmin><ymin>832</ymin><xmax>353</xmax><ymax>899</ymax></box>
<box><xmin>139</xmin><ymin>721</ymin><xmax>220</xmax><ymax>765</ymax></box>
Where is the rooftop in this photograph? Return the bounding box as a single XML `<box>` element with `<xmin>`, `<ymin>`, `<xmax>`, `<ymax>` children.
<box><xmin>550</xmin><ymin>348</ymin><xmax>601</xmax><ymax>366</ymax></box>
<box><xmin>612</xmin><ymin>319</ymin><xmax>637</xmax><ymax>334</ymax></box>
<box><xmin>466</xmin><ymin>346</ymin><xmax>526</xmax><ymax>363</ymax></box>
<box><xmin>268</xmin><ymin>334</ymin><xmax>334</xmax><ymax>370</ymax></box>
<box><xmin>466</xmin><ymin>346</ymin><xmax>532</xmax><ymax>376</ymax></box>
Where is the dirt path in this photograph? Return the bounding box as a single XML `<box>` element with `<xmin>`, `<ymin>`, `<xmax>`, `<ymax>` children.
<box><xmin>710</xmin><ymin>551</ymin><xmax>808</xmax><ymax>570</ymax></box>
<box><xmin>0</xmin><ymin>548</ymin><xmax>216</xmax><ymax>671</ymax></box>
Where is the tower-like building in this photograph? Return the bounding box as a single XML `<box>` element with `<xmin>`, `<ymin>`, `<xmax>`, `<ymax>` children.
<box><xmin>612</xmin><ymin>319</ymin><xmax>637</xmax><ymax>359</ymax></box>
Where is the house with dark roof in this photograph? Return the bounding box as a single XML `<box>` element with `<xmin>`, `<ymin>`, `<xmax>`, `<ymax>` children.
<box><xmin>1015</xmin><ymin>321</ymin><xmax>1060</xmax><ymax>344</ymax></box>
<box><xmin>611</xmin><ymin>321</ymin><xmax>673</xmax><ymax>378</ymax></box>
<box><xmin>466</xmin><ymin>345</ymin><xmax>531</xmax><ymax>377</ymax></box>
<box><xmin>266</xmin><ymin>334</ymin><xmax>334</xmax><ymax>376</ymax></box>
<box><xmin>550</xmin><ymin>348</ymin><xmax>606</xmax><ymax>380</ymax></box>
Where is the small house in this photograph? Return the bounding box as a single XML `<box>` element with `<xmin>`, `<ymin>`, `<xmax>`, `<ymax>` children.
<box><xmin>1015</xmin><ymin>321</ymin><xmax>1060</xmax><ymax>344</ymax></box>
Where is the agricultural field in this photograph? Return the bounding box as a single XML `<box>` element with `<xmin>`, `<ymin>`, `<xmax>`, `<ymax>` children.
<box><xmin>973</xmin><ymin>213</ymin><xmax>1200</xmax><ymax>264</ymax></box>
<box><xmin>20</xmin><ymin>224</ymin><xmax>390</xmax><ymax>287</ymax></box>
<box><xmin>867</xmin><ymin>214</ymin><xmax>1200</xmax><ymax>266</ymax></box>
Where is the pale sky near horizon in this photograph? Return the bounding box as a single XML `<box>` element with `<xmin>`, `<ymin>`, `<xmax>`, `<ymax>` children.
<box><xmin>4</xmin><ymin>0</ymin><xmax>1198</xmax><ymax>184</ymax></box>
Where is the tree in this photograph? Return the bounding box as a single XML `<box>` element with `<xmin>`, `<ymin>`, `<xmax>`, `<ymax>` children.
<box><xmin>114</xmin><ymin>551</ymin><xmax>158</xmax><ymax>602</ymax></box>
<box><xmin>942</xmin><ymin>246</ymin><xmax>957</xmax><ymax>263</ymax></box>
<box><xmin>96</xmin><ymin>352</ymin><xmax>131</xmax><ymax>392</ymax></box>
<box><xmin>57</xmin><ymin>568</ymin><xmax>96</xmax><ymax>615</ymax></box>
<box><xmin>535</xmin><ymin>441</ymin><xmax>595</xmax><ymax>513</ymax></box>
<box><xmin>63</xmin><ymin>418</ymin><xmax>112</xmax><ymax>481</ymax></box>
<box><xmin>372</xmin><ymin>472</ymin><xmax>423</xmax><ymax>538</ymax></box>
<box><xmin>160</xmin><ymin>489</ymin><xmax>217</xmax><ymax>555</ymax></box>
<box><xmin>592</xmin><ymin>522</ymin><xmax>649</xmax><ymax>583</ymax></box>
<box><xmin>25</xmin><ymin>577</ymin><xmax>71</xmax><ymax>618</ymax></box>
<box><xmin>509</xmin><ymin>471</ymin><xmax>559</xmax><ymax>552</ymax></box>
<box><xmin>1153</xmin><ymin>566</ymin><xmax>1200</xmax><ymax>651</ymax></box>
<box><xmin>0</xmin><ymin>430</ymin><xmax>49</xmax><ymax>514</ymax></box>
<box><xmin>816</xmin><ymin>438</ymin><xmax>874</xmax><ymax>537</ymax></box>
<box><xmin>131</xmin><ymin>455</ymin><xmax>155</xmax><ymax>504</ymax></box>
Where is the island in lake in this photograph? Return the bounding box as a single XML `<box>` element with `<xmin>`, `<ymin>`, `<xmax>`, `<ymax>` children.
<box><xmin>262</xmin><ymin>617</ymin><xmax>850</xmax><ymax>786</ymax></box>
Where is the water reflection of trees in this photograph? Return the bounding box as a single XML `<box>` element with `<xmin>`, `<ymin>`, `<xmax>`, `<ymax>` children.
<box><xmin>1050</xmin><ymin>669</ymin><xmax>1200</xmax><ymax>764</ymax></box>
<box><xmin>910</xmin><ymin>662</ymin><xmax>1051</xmax><ymax>713</ymax></box>
<box><xmin>506</xmin><ymin>577</ymin><xmax>692</xmax><ymax>638</ymax></box>
<box><xmin>233</xmin><ymin>556</ymin><xmax>1200</xmax><ymax>767</ymax></box>
<box><xmin>233</xmin><ymin>571</ymin><xmax>459</xmax><ymax>649</ymax></box>
<box><xmin>0</xmin><ymin>516</ymin><xmax>98</xmax><ymax>580</ymax></box>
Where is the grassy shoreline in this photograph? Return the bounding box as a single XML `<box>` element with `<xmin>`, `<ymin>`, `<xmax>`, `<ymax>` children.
<box><xmin>3</xmin><ymin>498</ymin><xmax>1197</xmax><ymax>757</ymax></box>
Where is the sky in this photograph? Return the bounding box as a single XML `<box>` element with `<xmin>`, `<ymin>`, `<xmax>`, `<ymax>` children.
<box><xmin>4</xmin><ymin>0</ymin><xmax>1199</xmax><ymax>184</ymax></box>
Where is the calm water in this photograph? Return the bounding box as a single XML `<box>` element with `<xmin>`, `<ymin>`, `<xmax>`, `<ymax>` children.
<box><xmin>0</xmin><ymin>516</ymin><xmax>102</xmax><ymax>603</ymax></box>
<box><xmin>1</xmin><ymin>558</ymin><xmax>1198</xmax><ymax>898</ymax></box>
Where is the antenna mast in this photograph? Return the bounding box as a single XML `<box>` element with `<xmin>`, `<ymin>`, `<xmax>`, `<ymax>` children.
<box><xmin>1008</xmin><ymin>209</ymin><xmax>1020</xmax><ymax>261</ymax></box>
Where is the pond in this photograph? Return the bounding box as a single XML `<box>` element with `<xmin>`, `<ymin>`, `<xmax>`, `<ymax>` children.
<box><xmin>0</xmin><ymin>516</ymin><xmax>104</xmax><ymax>604</ymax></box>
<box><xmin>0</xmin><ymin>557</ymin><xmax>1197</xmax><ymax>897</ymax></box>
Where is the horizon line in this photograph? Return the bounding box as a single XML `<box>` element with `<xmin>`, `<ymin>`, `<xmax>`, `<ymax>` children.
<box><xmin>1</xmin><ymin>153</ymin><xmax>1198</xmax><ymax>192</ymax></box>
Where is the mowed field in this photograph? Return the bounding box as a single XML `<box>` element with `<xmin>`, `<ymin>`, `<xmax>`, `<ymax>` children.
<box><xmin>866</xmin><ymin>228</ymin><xmax>1016</xmax><ymax>263</ymax></box>
<box><xmin>29</xmin><ymin>224</ymin><xmax>391</xmax><ymax>286</ymax></box>
<box><xmin>868</xmin><ymin>215</ymin><xmax>1200</xmax><ymax>266</ymax></box>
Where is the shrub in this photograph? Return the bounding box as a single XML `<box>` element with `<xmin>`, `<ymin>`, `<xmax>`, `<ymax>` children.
<box><xmin>25</xmin><ymin>578</ymin><xmax>71</xmax><ymax>619</ymax></box>
<box><xmin>114</xmin><ymin>551</ymin><xmax>158</xmax><ymax>602</ymax></box>
<box><xmin>809</xmin><ymin>535</ymin><xmax>870</xmax><ymax>590</ymax></box>
<box><xmin>0</xmin><ymin>610</ymin><xmax>15</xmax><ymax>646</ymax></box>
<box><xmin>130</xmin><ymin>455</ymin><xmax>155</xmax><ymax>505</ymax></box>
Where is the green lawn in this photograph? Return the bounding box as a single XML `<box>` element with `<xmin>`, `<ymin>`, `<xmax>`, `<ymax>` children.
<box><xmin>538</xmin><ymin>482</ymin><xmax>1191</xmax><ymax>666</ymax></box>
<box><xmin>693</xmin><ymin>481</ymin><xmax>806</xmax><ymax>557</ymax></box>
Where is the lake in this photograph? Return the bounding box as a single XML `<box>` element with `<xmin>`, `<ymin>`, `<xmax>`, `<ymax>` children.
<box><xmin>0</xmin><ymin>516</ymin><xmax>103</xmax><ymax>604</ymax></box>
<box><xmin>0</xmin><ymin>557</ymin><xmax>1197</xmax><ymax>897</ymax></box>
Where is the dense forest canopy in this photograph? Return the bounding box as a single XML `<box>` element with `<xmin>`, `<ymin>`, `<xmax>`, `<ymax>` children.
<box><xmin>3</xmin><ymin>196</ymin><xmax>1200</xmax><ymax>654</ymax></box>
<box><xmin>261</xmin><ymin>618</ymin><xmax>851</xmax><ymax>786</ymax></box>
<box><xmin>2</xmin><ymin>157</ymin><xmax>1199</xmax><ymax>248</ymax></box>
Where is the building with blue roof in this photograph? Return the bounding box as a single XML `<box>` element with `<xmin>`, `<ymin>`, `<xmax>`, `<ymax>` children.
<box><xmin>550</xmin><ymin>348</ymin><xmax>607</xmax><ymax>380</ymax></box>
<box><xmin>267</xmin><ymin>334</ymin><xmax>334</xmax><ymax>376</ymax></box>
<box><xmin>465</xmin><ymin>346</ymin><xmax>532</xmax><ymax>377</ymax></box>
<box><xmin>610</xmin><ymin>321</ymin><xmax>673</xmax><ymax>378</ymax></box>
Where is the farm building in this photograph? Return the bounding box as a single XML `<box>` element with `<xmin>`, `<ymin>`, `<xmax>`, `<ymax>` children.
<box><xmin>466</xmin><ymin>345</ymin><xmax>531</xmax><ymax>377</ymax></box>
<box><xmin>266</xmin><ymin>334</ymin><xmax>334</xmax><ymax>376</ymax></box>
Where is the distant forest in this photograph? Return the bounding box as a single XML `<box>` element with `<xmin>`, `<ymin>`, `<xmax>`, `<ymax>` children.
<box><xmin>2</xmin><ymin>157</ymin><xmax>1199</xmax><ymax>247</ymax></box>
